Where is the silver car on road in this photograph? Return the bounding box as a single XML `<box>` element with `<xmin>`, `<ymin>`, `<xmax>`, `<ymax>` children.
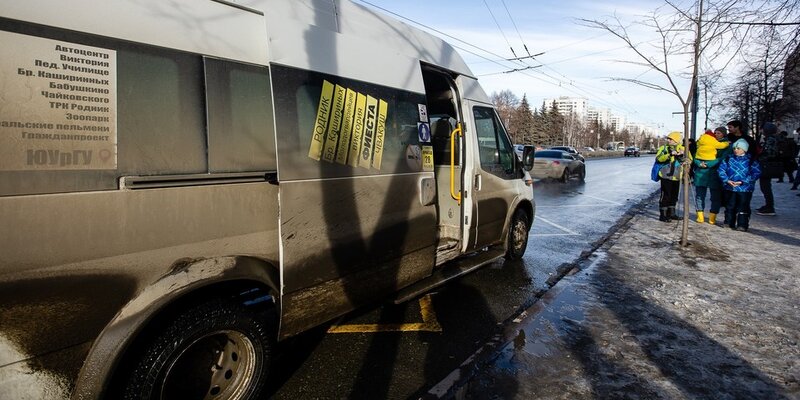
<box><xmin>531</xmin><ymin>150</ymin><xmax>586</xmax><ymax>182</ymax></box>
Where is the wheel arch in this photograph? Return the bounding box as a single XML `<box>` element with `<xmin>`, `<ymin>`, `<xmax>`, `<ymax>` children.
<box><xmin>500</xmin><ymin>197</ymin><xmax>535</xmax><ymax>259</ymax></box>
<box><xmin>72</xmin><ymin>256</ymin><xmax>280</xmax><ymax>400</ymax></box>
<box><xmin>501</xmin><ymin>197</ymin><xmax>534</xmax><ymax>246</ymax></box>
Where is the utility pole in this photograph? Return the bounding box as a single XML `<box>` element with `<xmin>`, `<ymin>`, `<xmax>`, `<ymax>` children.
<box><xmin>691</xmin><ymin>81</ymin><xmax>699</xmax><ymax>140</ymax></box>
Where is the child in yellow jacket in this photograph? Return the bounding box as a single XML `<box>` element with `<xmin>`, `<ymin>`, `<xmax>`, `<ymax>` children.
<box><xmin>695</xmin><ymin>129</ymin><xmax>729</xmax><ymax>162</ymax></box>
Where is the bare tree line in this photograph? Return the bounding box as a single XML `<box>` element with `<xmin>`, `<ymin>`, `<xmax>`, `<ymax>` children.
<box><xmin>491</xmin><ymin>90</ymin><xmax>653</xmax><ymax>150</ymax></box>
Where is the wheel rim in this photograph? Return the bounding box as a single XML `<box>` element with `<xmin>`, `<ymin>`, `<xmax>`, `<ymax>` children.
<box><xmin>512</xmin><ymin>218</ymin><xmax>528</xmax><ymax>253</ymax></box>
<box><xmin>160</xmin><ymin>330</ymin><xmax>257</xmax><ymax>400</ymax></box>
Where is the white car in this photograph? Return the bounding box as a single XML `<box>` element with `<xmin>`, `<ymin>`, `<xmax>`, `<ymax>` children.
<box><xmin>531</xmin><ymin>150</ymin><xmax>586</xmax><ymax>182</ymax></box>
<box><xmin>514</xmin><ymin>144</ymin><xmax>525</xmax><ymax>158</ymax></box>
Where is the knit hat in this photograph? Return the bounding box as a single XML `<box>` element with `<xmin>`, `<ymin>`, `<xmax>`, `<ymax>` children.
<box><xmin>733</xmin><ymin>138</ymin><xmax>749</xmax><ymax>152</ymax></box>
<box><xmin>667</xmin><ymin>131</ymin><xmax>681</xmax><ymax>143</ymax></box>
<box><xmin>714</xmin><ymin>126</ymin><xmax>727</xmax><ymax>136</ymax></box>
<box><xmin>763</xmin><ymin>122</ymin><xmax>777</xmax><ymax>135</ymax></box>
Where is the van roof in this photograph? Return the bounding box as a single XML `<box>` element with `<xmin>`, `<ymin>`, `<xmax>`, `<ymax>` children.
<box><xmin>3</xmin><ymin>0</ymin><xmax>480</xmax><ymax>96</ymax></box>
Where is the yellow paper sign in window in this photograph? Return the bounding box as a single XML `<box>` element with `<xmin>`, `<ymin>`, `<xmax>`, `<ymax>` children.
<box><xmin>309</xmin><ymin>80</ymin><xmax>389</xmax><ymax>171</ymax></box>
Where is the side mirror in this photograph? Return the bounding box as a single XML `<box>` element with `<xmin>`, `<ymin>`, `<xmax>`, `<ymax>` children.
<box><xmin>522</xmin><ymin>145</ymin><xmax>535</xmax><ymax>171</ymax></box>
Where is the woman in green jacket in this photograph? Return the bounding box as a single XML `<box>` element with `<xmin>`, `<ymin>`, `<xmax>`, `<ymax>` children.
<box><xmin>657</xmin><ymin>131</ymin><xmax>692</xmax><ymax>221</ymax></box>
<box><xmin>692</xmin><ymin>127</ymin><xmax>731</xmax><ymax>225</ymax></box>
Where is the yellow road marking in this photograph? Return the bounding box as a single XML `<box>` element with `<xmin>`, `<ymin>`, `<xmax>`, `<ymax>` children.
<box><xmin>327</xmin><ymin>294</ymin><xmax>442</xmax><ymax>333</ymax></box>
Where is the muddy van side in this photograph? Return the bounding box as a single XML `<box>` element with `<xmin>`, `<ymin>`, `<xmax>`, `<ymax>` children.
<box><xmin>0</xmin><ymin>1</ymin><xmax>534</xmax><ymax>398</ymax></box>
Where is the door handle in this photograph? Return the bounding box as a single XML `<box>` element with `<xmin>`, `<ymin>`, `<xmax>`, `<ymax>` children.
<box><xmin>449</xmin><ymin>123</ymin><xmax>462</xmax><ymax>205</ymax></box>
<box><xmin>475</xmin><ymin>174</ymin><xmax>482</xmax><ymax>191</ymax></box>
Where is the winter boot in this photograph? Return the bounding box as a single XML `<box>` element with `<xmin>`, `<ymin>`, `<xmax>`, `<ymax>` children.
<box><xmin>737</xmin><ymin>212</ymin><xmax>750</xmax><ymax>231</ymax></box>
<box><xmin>668</xmin><ymin>207</ymin><xmax>680</xmax><ymax>221</ymax></box>
<box><xmin>659</xmin><ymin>208</ymin><xmax>668</xmax><ymax>222</ymax></box>
<box><xmin>708</xmin><ymin>213</ymin><xmax>717</xmax><ymax>225</ymax></box>
<box><xmin>696</xmin><ymin>211</ymin><xmax>705</xmax><ymax>223</ymax></box>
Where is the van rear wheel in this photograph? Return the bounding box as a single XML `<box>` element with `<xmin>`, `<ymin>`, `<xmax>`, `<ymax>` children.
<box><xmin>121</xmin><ymin>297</ymin><xmax>275</xmax><ymax>400</ymax></box>
<box><xmin>505</xmin><ymin>209</ymin><xmax>530</xmax><ymax>260</ymax></box>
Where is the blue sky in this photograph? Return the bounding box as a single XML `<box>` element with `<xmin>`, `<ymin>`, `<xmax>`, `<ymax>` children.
<box><xmin>357</xmin><ymin>0</ymin><xmax>705</xmax><ymax>135</ymax></box>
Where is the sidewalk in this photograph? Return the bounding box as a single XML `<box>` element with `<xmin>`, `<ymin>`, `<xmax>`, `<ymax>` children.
<box><xmin>430</xmin><ymin>183</ymin><xmax>800</xmax><ymax>399</ymax></box>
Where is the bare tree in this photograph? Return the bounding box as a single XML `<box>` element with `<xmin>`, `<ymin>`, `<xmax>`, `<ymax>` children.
<box><xmin>491</xmin><ymin>90</ymin><xmax>519</xmax><ymax>130</ymax></box>
<box><xmin>580</xmin><ymin>0</ymin><xmax>792</xmax><ymax>246</ymax></box>
<box><xmin>699</xmin><ymin>74</ymin><xmax>725</xmax><ymax>129</ymax></box>
<box><xmin>562</xmin><ymin>112</ymin><xmax>585</xmax><ymax>147</ymax></box>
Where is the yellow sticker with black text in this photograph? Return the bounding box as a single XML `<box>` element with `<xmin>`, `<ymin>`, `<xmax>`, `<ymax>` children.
<box><xmin>422</xmin><ymin>145</ymin><xmax>434</xmax><ymax>171</ymax></box>
<box><xmin>336</xmin><ymin>88</ymin><xmax>357</xmax><ymax>165</ymax></box>
<box><xmin>322</xmin><ymin>84</ymin><xmax>346</xmax><ymax>163</ymax></box>
<box><xmin>371</xmin><ymin>99</ymin><xmax>388</xmax><ymax>170</ymax></box>
<box><xmin>309</xmin><ymin>80</ymin><xmax>390</xmax><ymax>171</ymax></box>
<box><xmin>308</xmin><ymin>80</ymin><xmax>334</xmax><ymax>161</ymax></box>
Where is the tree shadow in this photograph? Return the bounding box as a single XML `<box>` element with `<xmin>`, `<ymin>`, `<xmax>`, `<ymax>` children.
<box><xmin>562</xmin><ymin>319</ymin><xmax>665</xmax><ymax>399</ymax></box>
<box><xmin>745</xmin><ymin>228</ymin><xmax>800</xmax><ymax>247</ymax></box>
<box><xmin>582</xmin><ymin>261</ymin><xmax>792</xmax><ymax>399</ymax></box>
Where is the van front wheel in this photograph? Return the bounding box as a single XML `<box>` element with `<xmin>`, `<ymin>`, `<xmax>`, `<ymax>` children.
<box><xmin>120</xmin><ymin>297</ymin><xmax>275</xmax><ymax>400</ymax></box>
<box><xmin>505</xmin><ymin>209</ymin><xmax>530</xmax><ymax>260</ymax></box>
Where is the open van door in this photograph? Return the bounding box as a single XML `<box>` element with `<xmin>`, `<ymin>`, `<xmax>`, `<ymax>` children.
<box><xmin>463</xmin><ymin>100</ymin><xmax>518</xmax><ymax>250</ymax></box>
<box><xmin>420</xmin><ymin>65</ymin><xmax>475</xmax><ymax>265</ymax></box>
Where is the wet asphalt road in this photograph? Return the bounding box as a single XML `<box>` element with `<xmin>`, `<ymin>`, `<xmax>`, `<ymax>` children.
<box><xmin>269</xmin><ymin>155</ymin><xmax>657</xmax><ymax>399</ymax></box>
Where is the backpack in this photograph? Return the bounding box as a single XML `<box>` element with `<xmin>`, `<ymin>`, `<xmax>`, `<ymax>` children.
<box><xmin>760</xmin><ymin>136</ymin><xmax>780</xmax><ymax>160</ymax></box>
<box><xmin>777</xmin><ymin>136</ymin><xmax>791</xmax><ymax>159</ymax></box>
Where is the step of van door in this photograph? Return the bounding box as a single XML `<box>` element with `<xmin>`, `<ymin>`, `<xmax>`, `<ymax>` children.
<box><xmin>392</xmin><ymin>248</ymin><xmax>505</xmax><ymax>304</ymax></box>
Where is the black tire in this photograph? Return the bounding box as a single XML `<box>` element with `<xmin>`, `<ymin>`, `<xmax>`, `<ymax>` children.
<box><xmin>120</xmin><ymin>297</ymin><xmax>275</xmax><ymax>400</ymax></box>
<box><xmin>578</xmin><ymin>167</ymin><xmax>586</xmax><ymax>181</ymax></box>
<box><xmin>505</xmin><ymin>208</ymin><xmax>530</xmax><ymax>260</ymax></box>
<box><xmin>559</xmin><ymin>168</ymin><xmax>569</xmax><ymax>183</ymax></box>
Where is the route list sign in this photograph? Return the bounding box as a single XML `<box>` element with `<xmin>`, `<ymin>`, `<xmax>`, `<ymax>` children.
<box><xmin>0</xmin><ymin>31</ymin><xmax>117</xmax><ymax>171</ymax></box>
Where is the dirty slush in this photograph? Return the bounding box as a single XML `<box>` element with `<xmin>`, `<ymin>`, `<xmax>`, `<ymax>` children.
<box><xmin>454</xmin><ymin>190</ymin><xmax>800</xmax><ymax>400</ymax></box>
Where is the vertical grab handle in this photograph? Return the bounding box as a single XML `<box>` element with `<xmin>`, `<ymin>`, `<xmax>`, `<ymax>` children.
<box><xmin>450</xmin><ymin>123</ymin><xmax>463</xmax><ymax>205</ymax></box>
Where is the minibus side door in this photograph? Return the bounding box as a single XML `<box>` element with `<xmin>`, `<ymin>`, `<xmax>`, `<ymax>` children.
<box><xmin>467</xmin><ymin>103</ymin><xmax>518</xmax><ymax>249</ymax></box>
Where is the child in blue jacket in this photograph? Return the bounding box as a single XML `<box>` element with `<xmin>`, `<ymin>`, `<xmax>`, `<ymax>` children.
<box><xmin>718</xmin><ymin>139</ymin><xmax>761</xmax><ymax>231</ymax></box>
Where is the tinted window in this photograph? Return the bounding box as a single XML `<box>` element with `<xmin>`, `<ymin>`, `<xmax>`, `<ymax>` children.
<box><xmin>473</xmin><ymin>106</ymin><xmax>515</xmax><ymax>179</ymax></box>
<box><xmin>534</xmin><ymin>151</ymin><xmax>563</xmax><ymax>158</ymax></box>
<box><xmin>270</xmin><ymin>65</ymin><xmax>426</xmax><ymax>181</ymax></box>
<box><xmin>205</xmin><ymin>58</ymin><xmax>276</xmax><ymax>172</ymax></box>
<box><xmin>0</xmin><ymin>20</ymin><xmax>206</xmax><ymax>196</ymax></box>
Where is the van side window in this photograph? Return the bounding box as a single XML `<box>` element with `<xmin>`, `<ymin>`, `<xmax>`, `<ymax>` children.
<box><xmin>473</xmin><ymin>106</ymin><xmax>515</xmax><ymax>178</ymax></box>
<box><xmin>0</xmin><ymin>22</ymin><xmax>206</xmax><ymax>196</ymax></box>
<box><xmin>116</xmin><ymin>50</ymin><xmax>206</xmax><ymax>175</ymax></box>
<box><xmin>270</xmin><ymin>65</ymin><xmax>426</xmax><ymax>181</ymax></box>
<box><xmin>205</xmin><ymin>58</ymin><xmax>276</xmax><ymax>172</ymax></box>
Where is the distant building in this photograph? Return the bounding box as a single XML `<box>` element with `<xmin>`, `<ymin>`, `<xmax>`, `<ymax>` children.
<box><xmin>544</xmin><ymin>96</ymin><xmax>589</xmax><ymax>119</ymax></box>
<box><xmin>586</xmin><ymin>107</ymin><xmax>611</xmax><ymax>127</ymax></box>
<box><xmin>609</xmin><ymin>115</ymin><xmax>626</xmax><ymax>132</ymax></box>
<box><xmin>546</xmin><ymin>97</ymin><xmax>656</xmax><ymax>136</ymax></box>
